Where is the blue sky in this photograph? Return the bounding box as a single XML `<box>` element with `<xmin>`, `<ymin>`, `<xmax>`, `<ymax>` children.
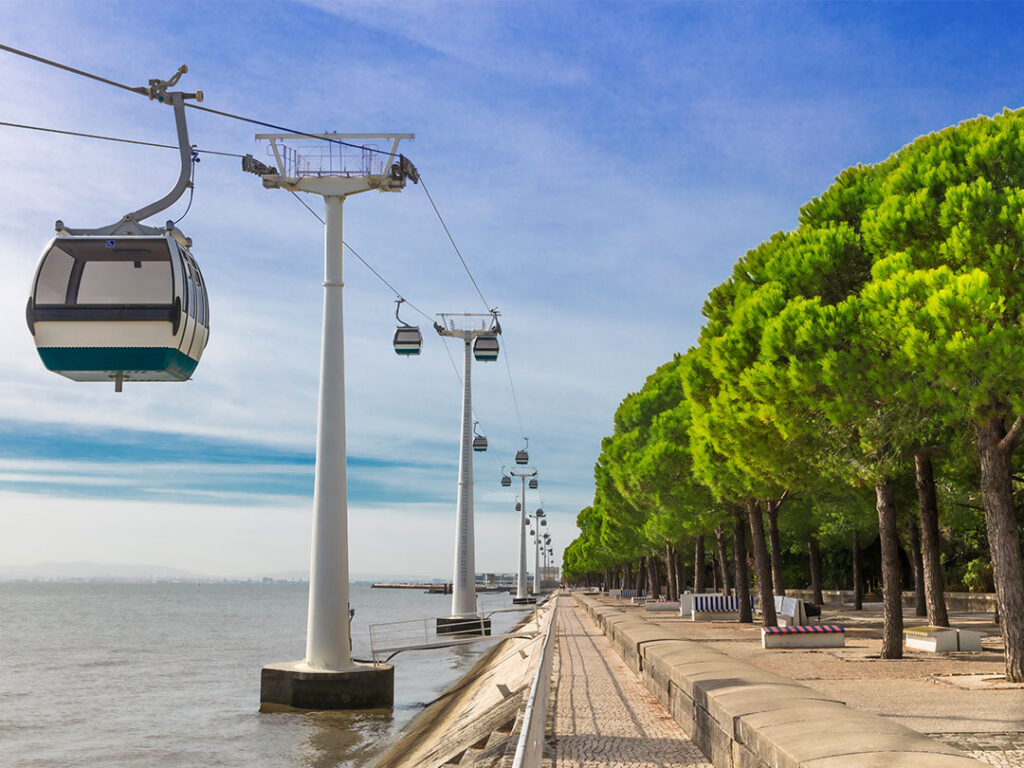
<box><xmin>0</xmin><ymin>1</ymin><xmax>1021</xmax><ymax>578</ymax></box>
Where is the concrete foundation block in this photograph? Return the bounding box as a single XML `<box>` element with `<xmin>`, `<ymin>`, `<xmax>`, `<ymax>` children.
<box><xmin>260</xmin><ymin>660</ymin><xmax>394</xmax><ymax>710</ymax></box>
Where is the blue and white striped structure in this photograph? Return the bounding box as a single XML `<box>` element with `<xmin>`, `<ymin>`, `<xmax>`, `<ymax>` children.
<box><xmin>27</xmin><ymin>234</ymin><xmax>210</xmax><ymax>385</ymax></box>
<box><xmin>692</xmin><ymin>594</ymin><xmax>755</xmax><ymax>613</ymax></box>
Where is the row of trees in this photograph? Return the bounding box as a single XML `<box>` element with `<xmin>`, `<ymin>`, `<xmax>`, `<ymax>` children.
<box><xmin>562</xmin><ymin>110</ymin><xmax>1024</xmax><ymax>682</ymax></box>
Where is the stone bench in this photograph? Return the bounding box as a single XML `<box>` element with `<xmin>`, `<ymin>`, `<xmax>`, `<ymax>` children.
<box><xmin>761</xmin><ymin>624</ymin><xmax>846</xmax><ymax>649</ymax></box>
<box><xmin>644</xmin><ymin>600</ymin><xmax>681</xmax><ymax>612</ymax></box>
<box><xmin>904</xmin><ymin>625</ymin><xmax>985</xmax><ymax>653</ymax></box>
<box><xmin>692</xmin><ymin>594</ymin><xmax>755</xmax><ymax>621</ymax></box>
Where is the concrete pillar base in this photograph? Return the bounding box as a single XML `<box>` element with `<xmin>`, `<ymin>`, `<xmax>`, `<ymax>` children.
<box><xmin>512</xmin><ymin>596</ymin><xmax>537</xmax><ymax>605</ymax></box>
<box><xmin>260</xmin><ymin>660</ymin><xmax>393</xmax><ymax>710</ymax></box>
<box><xmin>436</xmin><ymin>616</ymin><xmax>492</xmax><ymax>636</ymax></box>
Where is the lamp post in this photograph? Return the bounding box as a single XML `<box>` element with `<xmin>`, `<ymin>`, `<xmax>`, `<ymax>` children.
<box><xmin>248</xmin><ymin>133</ymin><xmax>415</xmax><ymax>710</ymax></box>
<box><xmin>435</xmin><ymin>312</ymin><xmax>501</xmax><ymax>635</ymax></box>
<box><xmin>506</xmin><ymin>469</ymin><xmax>537</xmax><ymax>605</ymax></box>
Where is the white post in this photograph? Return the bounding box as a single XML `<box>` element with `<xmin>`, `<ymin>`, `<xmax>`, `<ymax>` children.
<box><xmin>451</xmin><ymin>334</ymin><xmax>477</xmax><ymax>617</ymax></box>
<box><xmin>516</xmin><ymin>476</ymin><xmax>528</xmax><ymax>599</ymax></box>
<box><xmin>304</xmin><ymin>194</ymin><xmax>352</xmax><ymax>670</ymax></box>
<box><xmin>533</xmin><ymin>514</ymin><xmax>541</xmax><ymax>594</ymax></box>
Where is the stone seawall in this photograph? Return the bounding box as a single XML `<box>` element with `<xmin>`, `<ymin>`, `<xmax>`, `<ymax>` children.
<box><xmin>574</xmin><ymin>593</ymin><xmax>986</xmax><ymax>768</ymax></box>
<box><xmin>373</xmin><ymin>600</ymin><xmax>553</xmax><ymax>768</ymax></box>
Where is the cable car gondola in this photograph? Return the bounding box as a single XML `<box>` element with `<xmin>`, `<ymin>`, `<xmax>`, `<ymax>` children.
<box><xmin>541</xmin><ymin>519</ymin><xmax>547</xmax><ymax>526</ymax></box>
<box><xmin>515</xmin><ymin>502</ymin><xmax>522</xmax><ymax>512</ymax></box>
<box><xmin>528</xmin><ymin>478</ymin><xmax>538</xmax><ymax>490</ymax></box>
<box><xmin>472</xmin><ymin>421</ymin><xmax>487</xmax><ymax>452</ymax></box>
<box><xmin>26</xmin><ymin>68</ymin><xmax>209</xmax><ymax>391</ymax></box>
<box><xmin>535</xmin><ymin>508</ymin><xmax>544</xmax><ymax>516</ymax></box>
<box><xmin>515</xmin><ymin>438</ymin><xmax>529</xmax><ymax>465</ymax></box>
<box><xmin>392</xmin><ymin>298</ymin><xmax>422</xmax><ymax>355</ymax></box>
<box><xmin>501</xmin><ymin>474</ymin><xmax>512</xmax><ymax>487</ymax></box>
<box><xmin>472</xmin><ymin>333</ymin><xmax>499</xmax><ymax>362</ymax></box>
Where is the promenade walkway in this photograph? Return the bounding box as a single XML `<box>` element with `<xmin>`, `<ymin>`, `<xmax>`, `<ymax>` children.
<box><xmin>550</xmin><ymin>596</ymin><xmax>713</xmax><ymax>767</ymax></box>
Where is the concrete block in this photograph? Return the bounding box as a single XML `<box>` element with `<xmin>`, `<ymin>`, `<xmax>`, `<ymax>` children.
<box><xmin>761</xmin><ymin>626</ymin><xmax>846</xmax><ymax>649</ymax></box>
<box><xmin>733</xmin><ymin>739</ymin><xmax>768</xmax><ymax>768</ymax></box>
<box><xmin>746</xmin><ymin>719</ymin><xmax>963</xmax><ymax>768</ymax></box>
<box><xmin>903</xmin><ymin>626</ymin><xmax>985</xmax><ymax>653</ymax></box>
<box><xmin>645</xmin><ymin>600</ymin><xmax>681</xmax><ymax>611</ymax></box>
<box><xmin>260</xmin><ymin>660</ymin><xmax>394</xmax><ymax>710</ymax></box>
<box><xmin>694</xmin><ymin>704</ymin><xmax>734</xmax><ymax>768</ymax></box>
<box><xmin>801</xmin><ymin>753</ymin><xmax>989</xmax><ymax>767</ymax></box>
<box><xmin>669</xmin><ymin>682</ymin><xmax>696</xmax><ymax>735</ymax></box>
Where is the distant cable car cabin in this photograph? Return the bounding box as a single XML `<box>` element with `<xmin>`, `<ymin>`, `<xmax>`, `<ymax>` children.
<box><xmin>515</xmin><ymin>502</ymin><xmax>522</xmax><ymax>511</ymax></box>
<box><xmin>536</xmin><ymin>508</ymin><xmax>544</xmax><ymax>517</ymax></box>
<box><xmin>472</xmin><ymin>421</ymin><xmax>487</xmax><ymax>452</ymax></box>
<box><xmin>25</xmin><ymin>67</ymin><xmax>208</xmax><ymax>391</ymax></box>
<box><xmin>472</xmin><ymin>333</ymin><xmax>499</xmax><ymax>362</ymax></box>
<box><xmin>515</xmin><ymin>438</ymin><xmax>529</xmax><ymax>465</ymax></box>
<box><xmin>393</xmin><ymin>298</ymin><xmax>422</xmax><ymax>355</ymax></box>
<box><xmin>501</xmin><ymin>474</ymin><xmax>512</xmax><ymax>487</ymax></box>
<box><xmin>541</xmin><ymin>519</ymin><xmax>547</xmax><ymax>526</ymax></box>
<box><xmin>528</xmin><ymin>478</ymin><xmax>538</xmax><ymax>489</ymax></box>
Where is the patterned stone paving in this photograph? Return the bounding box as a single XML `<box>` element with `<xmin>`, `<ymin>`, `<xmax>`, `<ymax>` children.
<box><xmin>550</xmin><ymin>597</ymin><xmax>713</xmax><ymax>768</ymax></box>
<box><xmin>930</xmin><ymin>733</ymin><xmax>1024</xmax><ymax>768</ymax></box>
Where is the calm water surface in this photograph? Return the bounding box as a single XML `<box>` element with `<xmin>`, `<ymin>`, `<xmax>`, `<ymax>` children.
<box><xmin>0</xmin><ymin>583</ymin><xmax>529</xmax><ymax>767</ymax></box>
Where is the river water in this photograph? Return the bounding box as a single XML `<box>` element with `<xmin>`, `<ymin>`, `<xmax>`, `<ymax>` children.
<box><xmin>0</xmin><ymin>582</ymin><xmax>529</xmax><ymax>767</ymax></box>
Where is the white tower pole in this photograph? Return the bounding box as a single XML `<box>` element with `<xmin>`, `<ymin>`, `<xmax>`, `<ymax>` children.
<box><xmin>304</xmin><ymin>194</ymin><xmax>351</xmax><ymax>670</ymax></box>
<box><xmin>451</xmin><ymin>333</ymin><xmax>477</xmax><ymax>618</ymax></box>
<box><xmin>533</xmin><ymin>514</ymin><xmax>541</xmax><ymax>594</ymax></box>
<box><xmin>516</xmin><ymin>476</ymin><xmax>528</xmax><ymax>599</ymax></box>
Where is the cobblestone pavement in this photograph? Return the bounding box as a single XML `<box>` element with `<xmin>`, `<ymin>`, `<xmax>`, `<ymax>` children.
<box><xmin>930</xmin><ymin>733</ymin><xmax>1024</xmax><ymax>767</ymax></box>
<box><xmin>550</xmin><ymin>597</ymin><xmax>713</xmax><ymax>767</ymax></box>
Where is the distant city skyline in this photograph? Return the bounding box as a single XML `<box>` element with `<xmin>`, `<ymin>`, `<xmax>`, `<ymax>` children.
<box><xmin>1</xmin><ymin>1</ymin><xmax>1022</xmax><ymax>576</ymax></box>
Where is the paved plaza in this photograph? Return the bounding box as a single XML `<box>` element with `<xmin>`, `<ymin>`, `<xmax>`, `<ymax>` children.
<box><xmin>550</xmin><ymin>597</ymin><xmax>713</xmax><ymax>768</ymax></box>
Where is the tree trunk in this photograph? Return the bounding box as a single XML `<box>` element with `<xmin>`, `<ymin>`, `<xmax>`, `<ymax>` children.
<box><xmin>733</xmin><ymin>512</ymin><xmax>752</xmax><ymax>622</ymax></box>
<box><xmin>808</xmin><ymin>533</ymin><xmax>824</xmax><ymax>605</ymax></box>
<box><xmin>766</xmin><ymin>500</ymin><xmax>786</xmax><ymax>596</ymax></box>
<box><xmin>665</xmin><ymin>544</ymin><xmax>677</xmax><ymax>601</ymax></box>
<box><xmin>694</xmin><ymin>535</ymin><xmax>706</xmax><ymax>592</ymax></box>
<box><xmin>876</xmin><ymin>480</ymin><xmax>904</xmax><ymax>659</ymax></box>
<box><xmin>634</xmin><ymin>559</ymin><xmax>643</xmax><ymax>593</ymax></box>
<box><xmin>715</xmin><ymin>524</ymin><xmax>732</xmax><ymax>596</ymax></box>
<box><xmin>914</xmin><ymin>450</ymin><xmax>949</xmax><ymax>627</ymax></box>
<box><xmin>852</xmin><ymin>531</ymin><xmax>863</xmax><ymax>610</ymax></box>
<box><xmin>623</xmin><ymin>561</ymin><xmax>632</xmax><ymax>592</ymax></box>
<box><xmin>907</xmin><ymin>513</ymin><xmax>927</xmax><ymax>617</ymax></box>
<box><xmin>974</xmin><ymin>415</ymin><xmax>1024</xmax><ymax>682</ymax></box>
<box><xmin>647</xmin><ymin>554</ymin><xmax>661</xmax><ymax>598</ymax></box>
<box><xmin>747</xmin><ymin>500</ymin><xmax>778</xmax><ymax>626</ymax></box>
<box><xmin>675</xmin><ymin>547</ymin><xmax>686</xmax><ymax>594</ymax></box>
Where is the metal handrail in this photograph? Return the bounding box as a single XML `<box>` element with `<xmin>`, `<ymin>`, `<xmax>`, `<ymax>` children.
<box><xmin>511</xmin><ymin>599</ymin><xmax>558</xmax><ymax>768</ymax></box>
<box><xmin>367</xmin><ymin>604</ymin><xmax>541</xmax><ymax>663</ymax></box>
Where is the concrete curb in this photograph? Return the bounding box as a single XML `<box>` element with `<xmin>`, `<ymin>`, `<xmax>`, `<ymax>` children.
<box><xmin>572</xmin><ymin>593</ymin><xmax>987</xmax><ymax>768</ymax></box>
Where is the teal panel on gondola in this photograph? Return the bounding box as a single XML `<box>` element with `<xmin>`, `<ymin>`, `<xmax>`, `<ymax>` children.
<box><xmin>37</xmin><ymin>347</ymin><xmax>199</xmax><ymax>380</ymax></box>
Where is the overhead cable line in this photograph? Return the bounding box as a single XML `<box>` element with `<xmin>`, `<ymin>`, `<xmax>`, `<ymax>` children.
<box><xmin>501</xmin><ymin>334</ymin><xmax>527</xmax><ymax>439</ymax></box>
<box><xmin>286</xmin><ymin>193</ymin><xmax>434</xmax><ymax>325</ymax></box>
<box><xmin>0</xmin><ymin>119</ymin><xmax>244</xmax><ymax>157</ymax></box>
<box><xmin>419</xmin><ymin>178</ymin><xmax>492</xmax><ymax>313</ymax></box>
<box><xmin>0</xmin><ymin>43</ymin><xmax>399</xmax><ymax>157</ymax></box>
<box><xmin>288</xmin><ymin>190</ymin><xmax>502</xmax><ymax>463</ymax></box>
